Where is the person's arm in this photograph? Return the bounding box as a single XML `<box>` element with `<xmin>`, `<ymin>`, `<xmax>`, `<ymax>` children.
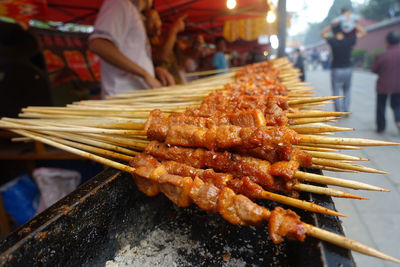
<box><xmin>371</xmin><ymin>53</ymin><xmax>381</xmax><ymax>74</ymax></box>
<box><xmin>89</xmin><ymin>38</ymin><xmax>161</xmax><ymax>88</ymax></box>
<box><xmin>355</xmin><ymin>24</ymin><xmax>367</xmax><ymax>39</ymax></box>
<box><xmin>154</xmin><ymin>66</ymin><xmax>175</xmax><ymax>86</ymax></box>
<box><xmin>321</xmin><ymin>25</ymin><xmax>331</xmax><ymax>39</ymax></box>
<box><xmin>158</xmin><ymin>14</ymin><xmax>187</xmax><ymax>63</ymax></box>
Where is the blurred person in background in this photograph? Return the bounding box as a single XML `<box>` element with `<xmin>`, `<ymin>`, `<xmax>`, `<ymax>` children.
<box><xmin>89</xmin><ymin>0</ymin><xmax>173</xmax><ymax>98</ymax></box>
<box><xmin>145</xmin><ymin>9</ymin><xmax>187</xmax><ymax>84</ymax></box>
<box><xmin>190</xmin><ymin>35</ymin><xmax>212</xmax><ymax>71</ymax></box>
<box><xmin>321</xmin><ymin>23</ymin><xmax>366</xmax><ymax>113</ymax></box>
<box><xmin>180</xmin><ymin>35</ymin><xmax>214</xmax><ymax>82</ymax></box>
<box><xmin>293</xmin><ymin>48</ymin><xmax>305</xmax><ymax>81</ymax></box>
<box><xmin>371</xmin><ymin>30</ymin><xmax>400</xmax><ymax>134</ymax></box>
<box><xmin>319</xmin><ymin>50</ymin><xmax>330</xmax><ymax>70</ymax></box>
<box><xmin>212</xmin><ymin>36</ymin><xmax>228</xmax><ymax>70</ymax></box>
<box><xmin>230</xmin><ymin>51</ymin><xmax>241</xmax><ymax>67</ymax></box>
<box><xmin>331</xmin><ymin>7</ymin><xmax>359</xmax><ymax>36</ymax></box>
<box><xmin>310</xmin><ymin>49</ymin><xmax>319</xmax><ymax>70</ymax></box>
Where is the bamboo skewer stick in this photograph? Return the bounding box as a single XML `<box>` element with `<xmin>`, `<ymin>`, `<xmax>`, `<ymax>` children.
<box><xmin>289</xmin><ymin>125</ymin><xmax>353</xmax><ymax>134</ymax></box>
<box><xmin>298</xmin><ymin>143</ymin><xmax>362</xmax><ymax>150</ymax></box>
<box><xmin>311</xmin><ymin>164</ymin><xmax>359</xmax><ymax>173</ymax></box>
<box><xmin>40</xmin><ymin>131</ymin><xmax>139</xmax><ymax>156</ymax></box>
<box><xmin>301</xmin><ymin>135</ymin><xmax>400</xmax><ymax>146</ymax></box>
<box><xmin>291</xmin><ymin>117</ymin><xmax>337</xmax><ymax>125</ymax></box>
<box><xmin>0</xmin><ymin>122</ymin><xmax>146</xmax><ymax>136</ymax></box>
<box><xmin>8</xmin><ymin>128</ymin><xmax>134</xmax><ymax>173</ymax></box>
<box><xmin>3</xmin><ymin>117</ymin><xmax>145</xmax><ymax>130</ymax></box>
<box><xmin>19</xmin><ymin>113</ymin><xmax>143</xmax><ymax>120</ymax></box>
<box><xmin>287</xmin><ymin>111</ymin><xmax>350</xmax><ymax>118</ymax></box>
<box><xmin>42</xmin><ymin>134</ymin><xmax>135</xmax><ymax>162</ymax></box>
<box><xmin>258</xmin><ymin>191</ymin><xmax>345</xmax><ymax>216</ymax></box>
<box><xmin>292</xmin><ymin>184</ymin><xmax>367</xmax><ymax>199</ymax></box>
<box><xmin>98</xmin><ymin>85</ymin><xmax>225</xmax><ymax>99</ymax></box>
<box><xmin>294</xmin><ymin>145</ymin><xmax>338</xmax><ymax>152</ymax></box>
<box><xmin>303</xmin><ymin>224</ymin><xmax>400</xmax><ymax>263</ymax></box>
<box><xmin>312</xmin><ymin>158</ymin><xmax>387</xmax><ymax>174</ymax></box>
<box><xmin>295</xmin><ymin>171</ymin><xmax>389</xmax><ymax>192</ymax></box>
<box><xmin>82</xmin><ymin>133</ymin><xmax>148</xmax><ymax>150</ymax></box>
<box><xmin>304</xmin><ymin>151</ymin><xmax>368</xmax><ymax>161</ymax></box>
<box><xmin>185</xmin><ymin>67</ymin><xmax>241</xmax><ymax>77</ymax></box>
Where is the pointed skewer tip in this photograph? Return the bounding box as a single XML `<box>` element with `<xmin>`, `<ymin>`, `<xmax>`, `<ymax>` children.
<box><xmin>303</xmin><ymin>223</ymin><xmax>400</xmax><ymax>263</ymax></box>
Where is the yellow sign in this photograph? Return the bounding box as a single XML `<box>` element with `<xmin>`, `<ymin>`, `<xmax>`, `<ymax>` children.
<box><xmin>223</xmin><ymin>17</ymin><xmax>278</xmax><ymax>42</ymax></box>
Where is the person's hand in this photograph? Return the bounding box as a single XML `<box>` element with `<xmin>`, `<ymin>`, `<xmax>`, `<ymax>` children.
<box><xmin>171</xmin><ymin>14</ymin><xmax>187</xmax><ymax>34</ymax></box>
<box><xmin>155</xmin><ymin>66</ymin><xmax>176</xmax><ymax>86</ymax></box>
<box><xmin>143</xmin><ymin>73</ymin><xmax>162</xmax><ymax>88</ymax></box>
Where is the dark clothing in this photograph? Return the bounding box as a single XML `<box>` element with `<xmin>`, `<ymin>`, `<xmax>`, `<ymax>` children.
<box><xmin>327</xmin><ymin>35</ymin><xmax>356</xmax><ymax>68</ymax></box>
<box><xmin>371</xmin><ymin>44</ymin><xmax>400</xmax><ymax>94</ymax></box>
<box><xmin>372</xmin><ymin>44</ymin><xmax>400</xmax><ymax>131</ymax></box>
<box><xmin>376</xmin><ymin>93</ymin><xmax>400</xmax><ymax>131</ymax></box>
<box><xmin>326</xmin><ymin>34</ymin><xmax>357</xmax><ymax>112</ymax></box>
<box><xmin>0</xmin><ymin>21</ymin><xmax>52</xmax><ymax>118</ymax></box>
<box><xmin>294</xmin><ymin>54</ymin><xmax>305</xmax><ymax>81</ymax></box>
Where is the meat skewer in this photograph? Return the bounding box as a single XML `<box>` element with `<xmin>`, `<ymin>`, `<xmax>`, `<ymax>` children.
<box><xmin>0</xmin><ymin>118</ymin><xmax>388</xmax><ymax>175</ymax></box>
<box><xmin>145</xmin><ymin>141</ymin><xmax>308</xmax><ymax>190</ymax></box>
<box><xmin>146</xmin><ymin>109</ymin><xmax>350</xmax><ymax>133</ymax></box>
<box><xmin>144</xmin><ymin>121</ymin><xmax>395</xmax><ymax>173</ymax></box>
<box><xmin>1</xmin><ymin>119</ymin><xmax>367</xmax><ymax>203</ymax></box>
<box><xmin>146</xmin><ymin>153</ymin><xmax>362</xmax><ymax>205</ymax></box>
<box><xmin>129</xmin><ymin>153</ymin><xmax>399</xmax><ymax>263</ymax></box>
<box><xmin>144</xmin><ymin>141</ymin><xmax>374</xmax><ymax>197</ymax></box>
<box><xmin>5</xmin><ymin>117</ymin><xmax>386</xmax><ymax>192</ymax></box>
<box><xmin>131</xmin><ymin>153</ymin><xmax>306</xmax><ymax>238</ymax></box>
<box><xmin>132</xmin><ymin>153</ymin><xmax>344</xmax><ymax>215</ymax></box>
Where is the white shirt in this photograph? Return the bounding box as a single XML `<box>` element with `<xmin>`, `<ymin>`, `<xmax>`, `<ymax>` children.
<box><xmin>89</xmin><ymin>0</ymin><xmax>154</xmax><ymax>97</ymax></box>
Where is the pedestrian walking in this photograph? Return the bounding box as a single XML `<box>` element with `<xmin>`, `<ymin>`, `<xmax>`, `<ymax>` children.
<box><xmin>310</xmin><ymin>49</ymin><xmax>319</xmax><ymax>70</ymax></box>
<box><xmin>371</xmin><ymin>30</ymin><xmax>400</xmax><ymax>133</ymax></box>
<box><xmin>293</xmin><ymin>48</ymin><xmax>305</xmax><ymax>81</ymax></box>
<box><xmin>321</xmin><ymin>23</ymin><xmax>366</xmax><ymax>113</ymax></box>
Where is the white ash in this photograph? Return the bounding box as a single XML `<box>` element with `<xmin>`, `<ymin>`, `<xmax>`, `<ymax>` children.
<box><xmin>105</xmin><ymin>227</ymin><xmax>247</xmax><ymax>267</ymax></box>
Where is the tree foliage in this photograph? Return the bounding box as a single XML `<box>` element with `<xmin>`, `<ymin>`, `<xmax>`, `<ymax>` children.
<box><xmin>361</xmin><ymin>0</ymin><xmax>400</xmax><ymax>21</ymax></box>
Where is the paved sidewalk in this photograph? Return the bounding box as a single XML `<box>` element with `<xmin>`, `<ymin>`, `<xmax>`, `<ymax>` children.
<box><xmin>307</xmin><ymin>69</ymin><xmax>400</xmax><ymax>267</ymax></box>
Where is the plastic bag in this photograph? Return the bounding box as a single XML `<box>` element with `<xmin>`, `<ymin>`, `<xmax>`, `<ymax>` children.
<box><xmin>0</xmin><ymin>173</ymin><xmax>40</xmax><ymax>225</ymax></box>
<box><xmin>33</xmin><ymin>167</ymin><xmax>81</xmax><ymax>213</ymax></box>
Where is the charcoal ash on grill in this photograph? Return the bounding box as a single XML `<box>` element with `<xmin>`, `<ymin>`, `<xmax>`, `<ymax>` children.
<box><xmin>104</xmin><ymin>197</ymin><xmax>291</xmax><ymax>267</ymax></box>
<box><xmin>107</xmin><ymin>227</ymin><xmax>242</xmax><ymax>267</ymax></box>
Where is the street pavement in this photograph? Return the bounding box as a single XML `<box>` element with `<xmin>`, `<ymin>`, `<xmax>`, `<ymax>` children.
<box><xmin>306</xmin><ymin>69</ymin><xmax>400</xmax><ymax>267</ymax></box>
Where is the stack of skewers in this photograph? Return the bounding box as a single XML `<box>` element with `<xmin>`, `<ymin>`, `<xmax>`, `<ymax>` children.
<box><xmin>1</xmin><ymin>57</ymin><xmax>399</xmax><ymax>263</ymax></box>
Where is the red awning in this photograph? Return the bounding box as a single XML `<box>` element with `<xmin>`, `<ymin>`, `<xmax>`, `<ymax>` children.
<box><xmin>37</xmin><ymin>0</ymin><xmax>103</xmax><ymax>25</ymax></box>
<box><xmin>156</xmin><ymin>0</ymin><xmax>270</xmax><ymax>35</ymax></box>
<box><xmin>38</xmin><ymin>0</ymin><xmax>269</xmax><ymax>35</ymax></box>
